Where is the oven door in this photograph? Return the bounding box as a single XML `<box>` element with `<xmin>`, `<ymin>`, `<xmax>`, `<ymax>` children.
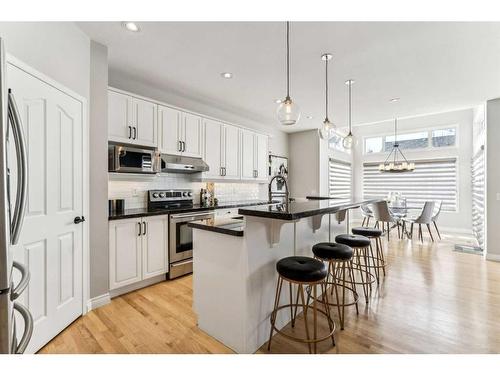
<box><xmin>169</xmin><ymin>211</ymin><xmax>213</xmax><ymax>264</ymax></box>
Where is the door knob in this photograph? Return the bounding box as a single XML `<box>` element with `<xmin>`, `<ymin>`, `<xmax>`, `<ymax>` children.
<box><xmin>74</xmin><ymin>216</ymin><xmax>85</xmax><ymax>224</ymax></box>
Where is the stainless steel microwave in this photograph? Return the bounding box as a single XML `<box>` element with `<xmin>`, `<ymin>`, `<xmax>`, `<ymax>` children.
<box><xmin>108</xmin><ymin>144</ymin><xmax>158</xmax><ymax>174</ymax></box>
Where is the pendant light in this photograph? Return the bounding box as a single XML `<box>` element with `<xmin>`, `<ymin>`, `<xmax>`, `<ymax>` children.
<box><xmin>378</xmin><ymin>118</ymin><xmax>416</xmax><ymax>173</ymax></box>
<box><xmin>318</xmin><ymin>53</ymin><xmax>334</xmax><ymax>140</ymax></box>
<box><xmin>342</xmin><ymin>79</ymin><xmax>355</xmax><ymax>149</ymax></box>
<box><xmin>277</xmin><ymin>21</ymin><xmax>300</xmax><ymax>126</ymax></box>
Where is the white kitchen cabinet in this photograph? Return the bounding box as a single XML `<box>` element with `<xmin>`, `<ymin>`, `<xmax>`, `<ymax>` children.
<box><xmin>203</xmin><ymin>118</ymin><xmax>223</xmax><ymax>178</ymax></box>
<box><xmin>255</xmin><ymin>133</ymin><xmax>269</xmax><ymax>182</ymax></box>
<box><xmin>158</xmin><ymin>105</ymin><xmax>182</xmax><ymax>155</ymax></box>
<box><xmin>108</xmin><ymin>89</ymin><xmax>158</xmax><ymax>148</ymax></box>
<box><xmin>108</xmin><ymin>90</ymin><xmax>132</xmax><ymax>143</ymax></box>
<box><xmin>241</xmin><ymin>130</ymin><xmax>269</xmax><ymax>182</ymax></box>
<box><xmin>142</xmin><ymin>215</ymin><xmax>169</xmax><ymax>279</ymax></box>
<box><xmin>203</xmin><ymin>120</ymin><xmax>240</xmax><ymax>180</ymax></box>
<box><xmin>241</xmin><ymin>129</ymin><xmax>256</xmax><ymax>179</ymax></box>
<box><xmin>223</xmin><ymin>124</ymin><xmax>240</xmax><ymax>179</ymax></box>
<box><xmin>133</xmin><ymin>97</ymin><xmax>157</xmax><ymax>147</ymax></box>
<box><xmin>109</xmin><ymin>215</ymin><xmax>169</xmax><ymax>290</ymax></box>
<box><xmin>109</xmin><ymin>218</ymin><xmax>142</xmax><ymax>290</ymax></box>
<box><xmin>182</xmin><ymin>112</ymin><xmax>203</xmax><ymax>158</ymax></box>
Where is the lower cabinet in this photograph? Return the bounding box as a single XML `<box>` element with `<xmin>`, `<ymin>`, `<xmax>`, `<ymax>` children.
<box><xmin>109</xmin><ymin>215</ymin><xmax>169</xmax><ymax>290</ymax></box>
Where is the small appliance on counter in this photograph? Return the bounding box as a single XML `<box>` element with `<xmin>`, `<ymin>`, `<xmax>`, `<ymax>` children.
<box><xmin>108</xmin><ymin>199</ymin><xmax>125</xmax><ymax>215</ymax></box>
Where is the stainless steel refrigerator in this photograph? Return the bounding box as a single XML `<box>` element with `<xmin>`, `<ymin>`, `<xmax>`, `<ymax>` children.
<box><xmin>0</xmin><ymin>37</ymin><xmax>33</xmax><ymax>354</ymax></box>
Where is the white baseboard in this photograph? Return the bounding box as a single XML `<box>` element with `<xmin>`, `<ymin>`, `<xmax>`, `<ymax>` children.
<box><xmin>486</xmin><ymin>253</ymin><xmax>500</xmax><ymax>262</ymax></box>
<box><xmin>86</xmin><ymin>293</ymin><xmax>111</xmax><ymax>312</ymax></box>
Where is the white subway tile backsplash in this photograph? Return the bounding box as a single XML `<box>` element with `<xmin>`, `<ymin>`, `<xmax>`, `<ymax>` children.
<box><xmin>108</xmin><ymin>174</ymin><xmax>267</xmax><ymax>209</ymax></box>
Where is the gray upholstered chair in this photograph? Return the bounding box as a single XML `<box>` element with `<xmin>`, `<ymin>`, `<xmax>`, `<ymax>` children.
<box><xmin>402</xmin><ymin>201</ymin><xmax>436</xmax><ymax>243</ymax></box>
<box><xmin>360</xmin><ymin>204</ymin><xmax>373</xmax><ymax>227</ymax></box>
<box><xmin>371</xmin><ymin>201</ymin><xmax>402</xmax><ymax>240</ymax></box>
<box><xmin>431</xmin><ymin>200</ymin><xmax>443</xmax><ymax>240</ymax></box>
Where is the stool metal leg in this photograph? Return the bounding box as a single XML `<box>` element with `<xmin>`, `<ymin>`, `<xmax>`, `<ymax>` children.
<box><xmin>348</xmin><ymin>260</ymin><xmax>359</xmax><ymax>314</ymax></box>
<box><xmin>299</xmin><ymin>284</ymin><xmax>312</xmax><ymax>354</ymax></box>
<box><xmin>267</xmin><ymin>276</ymin><xmax>284</xmax><ymax>351</ymax></box>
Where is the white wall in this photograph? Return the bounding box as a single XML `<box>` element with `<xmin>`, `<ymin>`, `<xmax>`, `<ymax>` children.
<box><xmin>352</xmin><ymin>108</ymin><xmax>474</xmax><ymax>232</ymax></box>
<box><xmin>486</xmin><ymin>98</ymin><xmax>500</xmax><ymax>259</ymax></box>
<box><xmin>109</xmin><ymin>70</ymin><xmax>288</xmax><ymax>158</ymax></box>
<box><xmin>0</xmin><ymin>22</ymin><xmax>90</xmax><ymax>99</ymax></box>
<box><xmin>89</xmin><ymin>41</ymin><xmax>109</xmax><ymax>299</ymax></box>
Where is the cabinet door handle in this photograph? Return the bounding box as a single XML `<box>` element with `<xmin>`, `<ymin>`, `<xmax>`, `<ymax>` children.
<box><xmin>132</xmin><ymin>126</ymin><xmax>137</xmax><ymax>140</ymax></box>
<box><xmin>142</xmin><ymin>221</ymin><xmax>146</xmax><ymax>235</ymax></box>
<box><xmin>182</xmin><ymin>141</ymin><xmax>186</xmax><ymax>152</ymax></box>
<box><xmin>220</xmin><ymin>167</ymin><xmax>223</xmax><ymax>176</ymax></box>
<box><xmin>178</xmin><ymin>140</ymin><xmax>181</xmax><ymax>152</ymax></box>
<box><xmin>138</xmin><ymin>222</ymin><xmax>142</xmax><ymax>236</ymax></box>
<box><xmin>128</xmin><ymin>126</ymin><xmax>132</xmax><ymax>139</ymax></box>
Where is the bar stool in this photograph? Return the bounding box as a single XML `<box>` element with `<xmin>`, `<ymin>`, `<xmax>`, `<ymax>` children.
<box><xmin>267</xmin><ymin>256</ymin><xmax>336</xmax><ymax>354</ymax></box>
<box><xmin>312</xmin><ymin>242</ymin><xmax>359</xmax><ymax>330</ymax></box>
<box><xmin>351</xmin><ymin>227</ymin><xmax>386</xmax><ymax>284</ymax></box>
<box><xmin>335</xmin><ymin>234</ymin><xmax>374</xmax><ymax>304</ymax></box>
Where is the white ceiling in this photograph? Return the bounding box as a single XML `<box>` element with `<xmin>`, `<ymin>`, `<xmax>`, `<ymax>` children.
<box><xmin>78</xmin><ymin>22</ymin><xmax>500</xmax><ymax>133</ymax></box>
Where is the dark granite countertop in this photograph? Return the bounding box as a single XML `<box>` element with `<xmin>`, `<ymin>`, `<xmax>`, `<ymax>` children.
<box><xmin>238</xmin><ymin>197</ymin><xmax>382</xmax><ymax>221</ymax></box>
<box><xmin>108</xmin><ymin>200</ymin><xmax>274</xmax><ymax>221</ymax></box>
<box><xmin>188</xmin><ymin>217</ymin><xmax>245</xmax><ymax>237</ymax></box>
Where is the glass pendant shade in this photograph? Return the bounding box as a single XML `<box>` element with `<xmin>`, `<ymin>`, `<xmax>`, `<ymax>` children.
<box><xmin>277</xmin><ymin>97</ymin><xmax>301</xmax><ymax>126</ymax></box>
<box><xmin>342</xmin><ymin>132</ymin><xmax>354</xmax><ymax>149</ymax></box>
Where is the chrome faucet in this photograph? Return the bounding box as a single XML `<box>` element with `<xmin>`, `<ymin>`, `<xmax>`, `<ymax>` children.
<box><xmin>269</xmin><ymin>175</ymin><xmax>290</xmax><ymax>203</ymax></box>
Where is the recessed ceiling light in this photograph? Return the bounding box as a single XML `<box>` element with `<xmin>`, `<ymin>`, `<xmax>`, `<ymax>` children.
<box><xmin>390</xmin><ymin>97</ymin><xmax>400</xmax><ymax>102</ymax></box>
<box><xmin>306</xmin><ymin>115</ymin><xmax>313</xmax><ymax>119</ymax></box>
<box><xmin>274</xmin><ymin>99</ymin><xmax>283</xmax><ymax>104</ymax></box>
<box><xmin>221</xmin><ymin>72</ymin><xmax>233</xmax><ymax>79</ymax></box>
<box><xmin>122</xmin><ymin>22</ymin><xmax>140</xmax><ymax>32</ymax></box>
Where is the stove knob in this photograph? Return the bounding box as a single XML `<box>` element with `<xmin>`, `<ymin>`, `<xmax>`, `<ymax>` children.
<box><xmin>159</xmin><ymin>192</ymin><xmax>166</xmax><ymax>198</ymax></box>
<box><xmin>182</xmin><ymin>192</ymin><xmax>188</xmax><ymax>197</ymax></box>
<box><xmin>153</xmin><ymin>193</ymin><xmax>159</xmax><ymax>198</ymax></box>
<box><xmin>187</xmin><ymin>192</ymin><xmax>193</xmax><ymax>197</ymax></box>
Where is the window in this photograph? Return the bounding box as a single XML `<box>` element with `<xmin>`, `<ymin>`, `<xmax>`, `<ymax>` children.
<box><xmin>364</xmin><ymin>126</ymin><xmax>457</xmax><ymax>154</ymax></box>
<box><xmin>385</xmin><ymin>131</ymin><xmax>428</xmax><ymax>151</ymax></box>
<box><xmin>329</xmin><ymin>159</ymin><xmax>352</xmax><ymax>204</ymax></box>
<box><xmin>362</xmin><ymin>158</ymin><xmax>458</xmax><ymax>212</ymax></box>
<box><xmin>432</xmin><ymin>128</ymin><xmax>456</xmax><ymax>147</ymax></box>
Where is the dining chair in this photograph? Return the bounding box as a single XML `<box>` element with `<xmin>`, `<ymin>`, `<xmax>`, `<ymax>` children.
<box><xmin>371</xmin><ymin>201</ymin><xmax>402</xmax><ymax>240</ymax></box>
<box><xmin>360</xmin><ymin>204</ymin><xmax>373</xmax><ymax>227</ymax></box>
<box><xmin>402</xmin><ymin>201</ymin><xmax>436</xmax><ymax>243</ymax></box>
<box><xmin>431</xmin><ymin>200</ymin><xmax>443</xmax><ymax>240</ymax></box>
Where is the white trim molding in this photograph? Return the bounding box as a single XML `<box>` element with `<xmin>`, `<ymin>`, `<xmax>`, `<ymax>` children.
<box><xmin>486</xmin><ymin>253</ymin><xmax>500</xmax><ymax>262</ymax></box>
<box><xmin>86</xmin><ymin>293</ymin><xmax>111</xmax><ymax>312</ymax></box>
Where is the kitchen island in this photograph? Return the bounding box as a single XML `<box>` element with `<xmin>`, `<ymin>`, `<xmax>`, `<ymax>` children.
<box><xmin>190</xmin><ymin>197</ymin><xmax>380</xmax><ymax>353</ymax></box>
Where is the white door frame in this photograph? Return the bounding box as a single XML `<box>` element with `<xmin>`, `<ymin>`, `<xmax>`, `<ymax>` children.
<box><xmin>6</xmin><ymin>54</ymin><xmax>90</xmax><ymax>315</ymax></box>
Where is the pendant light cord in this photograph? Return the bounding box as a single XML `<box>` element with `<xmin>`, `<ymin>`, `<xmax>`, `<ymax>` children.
<box><xmin>348</xmin><ymin>81</ymin><xmax>351</xmax><ymax>133</ymax></box>
<box><xmin>286</xmin><ymin>21</ymin><xmax>290</xmax><ymax>99</ymax></box>
<box><xmin>325</xmin><ymin>57</ymin><xmax>329</xmax><ymax>120</ymax></box>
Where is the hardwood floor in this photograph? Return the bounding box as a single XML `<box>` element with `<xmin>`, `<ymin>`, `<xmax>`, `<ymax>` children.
<box><xmin>39</xmin><ymin>232</ymin><xmax>500</xmax><ymax>354</ymax></box>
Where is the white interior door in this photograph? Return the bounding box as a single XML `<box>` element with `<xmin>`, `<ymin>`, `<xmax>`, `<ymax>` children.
<box><xmin>7</xmin><ymin>62</ymin><xmax>84</xmax><ymax>353</ymax></box>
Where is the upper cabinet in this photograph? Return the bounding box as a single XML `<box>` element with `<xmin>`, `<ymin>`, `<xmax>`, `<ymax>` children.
<box><xmin>241</xmin><ymin>130</ymin><xmax>269</xmax><ymax>182</ymax></box>
<box><xmin>108</xmin><ymin>89</ymin><xmax>157</xmax><ymax>148</ymax></box>
<box><xmin>158</xmin><ymin>105</ymin><xmax>203</xmax><ymax>158</ymax></box>
<box><xmin>203</xmin><ymin>120</ymin><xmax>240</xmax><ymax>180</ymax></box>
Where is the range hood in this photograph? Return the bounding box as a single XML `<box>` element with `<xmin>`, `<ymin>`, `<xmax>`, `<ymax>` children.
<box><xmin>160</xmin><ymin>154</ymin><xmax>209</xmax><ymax>174</ymax></box>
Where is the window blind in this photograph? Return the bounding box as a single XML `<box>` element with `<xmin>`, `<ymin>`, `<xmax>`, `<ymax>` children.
<box><xmin>329</xmin><ymin>159</ymin><xmax>352</xmax><ymax>203</ymax></box>
<box><xmin>471</xmin><ymin>148</ymin><xmax>485</xmax><ymax>249</ymax></box>
<box><xmin>363</xmin><ymin>158</ymin><xmax>458</xmax><ymax>212</ymax></box>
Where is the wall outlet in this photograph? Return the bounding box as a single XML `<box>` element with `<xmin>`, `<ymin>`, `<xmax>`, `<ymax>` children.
<box><xmin>132</xmin><ymin>188</ymin><xmax>139</xmax><ymax>197</ymax></box>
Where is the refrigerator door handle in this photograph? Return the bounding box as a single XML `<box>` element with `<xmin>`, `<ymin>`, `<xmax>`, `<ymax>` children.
<box><xmin>11</xmin><ymin>261</ymin><xmax>30</xmax><ymax>300</ymax></box>
<box><xmin>8</xmin><ymin>89</ymin><xmax>28</xmax><ymax>245</ymax></box>
<box><xmin>13</xmin><ymin>302</ymin><xmax>33</xmax><ymax>354</ymax></box>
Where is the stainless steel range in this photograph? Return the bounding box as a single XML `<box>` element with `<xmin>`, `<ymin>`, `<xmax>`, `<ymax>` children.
<box><xmin>148</xmin><ymin>189</ymin><xmax>213</xmax><ymax>279</ymax></box>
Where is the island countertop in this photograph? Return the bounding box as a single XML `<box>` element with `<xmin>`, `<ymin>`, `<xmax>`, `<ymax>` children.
<box><xmin>188</xmin><ymin>216</ymin><xmax>245</xmax><ymax>237</ymax></box>
<box><xmin>238</xmin><ymin>197</ymin><xmax>382</xmax><ymax>221</ymax></box>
